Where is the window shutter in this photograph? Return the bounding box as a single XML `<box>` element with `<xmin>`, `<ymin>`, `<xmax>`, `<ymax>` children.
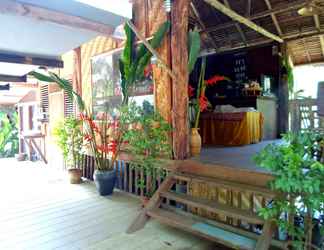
<box><xmin>40</xmin><ymin>84</ymin><xmax>49</xmax><ymax>121</ymax></box>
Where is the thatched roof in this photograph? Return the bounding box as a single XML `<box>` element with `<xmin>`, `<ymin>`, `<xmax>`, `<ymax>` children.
<box><xmin>189</xmin><ymin>0</ymin><xmax>324</xmax><ymax>66</ymax></box>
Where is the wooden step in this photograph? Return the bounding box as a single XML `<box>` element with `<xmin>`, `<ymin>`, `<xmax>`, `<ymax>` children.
<box><xmin>160</xmin><ymin>191</ymin><xmax>264</xmax><ymax>225</ymax></box>
<box><xmin>173</xmin><ymin>172</ymin><xmax>278</xmax><ymax>198</ymax></box>
<box><xmin>147</xmin><ymin>207</ymin><xmax>256</xmax><ymax>250</ymax></box>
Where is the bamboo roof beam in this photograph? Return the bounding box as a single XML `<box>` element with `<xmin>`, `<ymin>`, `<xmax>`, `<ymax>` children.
<box><xmin>203</xmin><ymin>0</ymin><xmax>283</xmax><ymax>43</ymax></box>
<box><xmin>302</xmin><ymin>38</ymin><xmax>312</xmax><ymax>63</ymax></box>
<box><xmin>223</xmin><ymin>0</ymin><xmax>247</xmax><ymax>45</ymax></box>
<box><xmin>203</xmin><ymin>0</ymin><xmax>306</xmax><ymax>34</ymax></box>
<box><xmin>264</xmin><ymin>0</ymin><xmax>283</xmax><ymax>36</ymax></box>
<box><xmin>246</xmin><ymin>0</ymin><xmax>252</xmax><ymax>17</ymax></box>
<box><xmin>0</xmin><ymin>0</ymin><xmax>114</xmax><ymax>35</ymax></box>
<box><xmin>190</xmin><ymin>2</ymin><xmax>219</xmax><ymax>49</ymax></box>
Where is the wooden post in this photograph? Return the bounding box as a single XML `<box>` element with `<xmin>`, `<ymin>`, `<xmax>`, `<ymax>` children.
<box><xmin>278</xmin><ymin>44</ymin><xmax>289</xmax><ymax>135</ymax></box>
<box><xmin>171</xmin><ymin>0</ymin><xmax>190</xmax><ymax>160</ymax></box>
<box><xmin>72</xmin><ymin>47</ymin><xmax>82</xmax><ymax>98</ymax></box>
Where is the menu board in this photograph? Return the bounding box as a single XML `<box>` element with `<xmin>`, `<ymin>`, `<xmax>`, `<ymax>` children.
<box><xmin>233</xmin><ymin>52</ymin><xmax>248</xmax><ymax>84</ymax></box>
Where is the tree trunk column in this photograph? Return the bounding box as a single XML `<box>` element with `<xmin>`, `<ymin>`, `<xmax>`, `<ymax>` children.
<box><xmin>171</xmin><ymin>0</ymin><xmax>189</xmax><ymax>160</ymax></box>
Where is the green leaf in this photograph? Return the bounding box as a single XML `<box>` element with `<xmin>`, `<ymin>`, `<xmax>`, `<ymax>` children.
<box><xmin>188</xmin><ymin>30</ymin><xmax>201</xmax><ymax>73</ymax></box>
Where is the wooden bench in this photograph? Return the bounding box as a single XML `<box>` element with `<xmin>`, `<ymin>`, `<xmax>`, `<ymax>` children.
<box><xmin>127</xmin><ymin>161</ymin><xmax>287</xmax><ymax>250</ymax></box>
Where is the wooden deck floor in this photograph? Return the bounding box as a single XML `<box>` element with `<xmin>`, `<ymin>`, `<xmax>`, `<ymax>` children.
<box><xmin>192</xmin><ymin>140</ymin><xmax>281</xmax><ymax>172</ymax></box>
<box><xmin>0</xmin><ymin>159</ymin><xmax>216</xmax><ymax>250</ymax></box>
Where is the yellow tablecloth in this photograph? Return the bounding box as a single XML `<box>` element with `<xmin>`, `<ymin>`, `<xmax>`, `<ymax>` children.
<box><xmin>199</xmin><ymin>112</ymin><xmax>263</xmax><ymax>146</ymax></box>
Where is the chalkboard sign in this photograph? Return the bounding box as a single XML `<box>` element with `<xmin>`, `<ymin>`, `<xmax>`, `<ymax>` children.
<box><xmin>233</xmin><ymin>52</ymin><xmax>248</xmax><ymax>84</ymax></box>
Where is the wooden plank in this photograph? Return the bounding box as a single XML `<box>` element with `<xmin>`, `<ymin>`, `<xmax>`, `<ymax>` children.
<box><xmin>126</xmin><ymin>175</ymin><xmax>175</xmax><ymax>233</ymax></box>
<box><xmin>161</xmin><ymin>204</ymin><xmax>287</xmax><ymax>249</ymax></box>
<box><xmin>203</xmin><ymin>0</ymin><xmax>283</xmax><ymax>43</ymax></box>
<box><xmin>147</xmin><ymin>208</ymin><xmax>256</xmax><ymax>250</ymax></box>
<box><xmin>161</xmin><ymin>191</ymin><xmax>264</xmax><ymax>225</ymax></box>
<box><xmin>171</xmin><ymin>0</ymin><xmax>190</xmax><ymax>160</ymax></box>
<box><xmin>173</xmin><ymin>172</ymin><xmax>277</xmax><ymax>198</ymax></box>
<box><xmin>0</xmin><ymin>0</ymin><xmax>114</xmax><ymax>35</ymax></box>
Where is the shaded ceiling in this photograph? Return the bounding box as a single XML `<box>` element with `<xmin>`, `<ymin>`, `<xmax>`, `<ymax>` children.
<box><xmin>190</xmin><ymin>0</ymin><xmax>324</xmax><ymax>66</ymax></box>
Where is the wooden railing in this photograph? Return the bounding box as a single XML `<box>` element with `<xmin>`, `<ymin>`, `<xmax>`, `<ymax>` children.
<box><xmin>80</xmin><ymin>154</ymin><xmax>168</xmax><ymax>197</ymax></box>
<box><xmin>289</xmin><ymin>98</ymin><xmax>323</xmax><ymax>132</ymax></box>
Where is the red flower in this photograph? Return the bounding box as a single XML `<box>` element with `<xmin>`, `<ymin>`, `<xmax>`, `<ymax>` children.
<box><xmin>188</xmin><ymin>84</ymin><xmax>195</xmax><ymax>98</ymax></box>
<box><xmin>205</xmin><ymin>75</ymin><xmax>226</xmax><ymax>86</ymax></box>
<box><xmin>144</xmin><ymin>64</ymin><xmax>153</xmax><ymax>78</ymax></box>
<box><xmin>199</xmin><ymin>94</ymin><xmax>209</xmax><ymax>112</ymax></box>
<box><xmin>84</xmin><ymin>134</ymin><xmax>92</xmax><ymax>142</ymax></box>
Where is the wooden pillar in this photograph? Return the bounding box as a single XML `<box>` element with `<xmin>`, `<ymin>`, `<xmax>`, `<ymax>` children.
<box><xmin>72</xmin><ymin>47</ymin><xmax>82</xmax><ymax>97</ymax></box>
<box><xmin>278</xmin><ymin>44</ymin><xmax>289</xmax><ymax>135</ymax></box>
<box><xmin>171</xmin><ymin>0</ymin><xmax>189</xmax><ymax>159</ymax></box>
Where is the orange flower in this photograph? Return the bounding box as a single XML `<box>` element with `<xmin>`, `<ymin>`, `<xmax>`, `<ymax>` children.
<box><xmin>199</xmin><ymin>94</ymin><xmax>209</xmax><ymax>112</ymax></box>
<box><xmin>205</xmin><ymin>75</ymin><xmax>226</xmax><ymax>86</ymax></box>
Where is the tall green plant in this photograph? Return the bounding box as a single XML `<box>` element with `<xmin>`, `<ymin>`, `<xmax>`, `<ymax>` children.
<box><xmin>119</xmin><ymin>21</ymin><xmax>170</xmax><ymax>105</ymax></box>
<box><xmin>53</xmin><ymin>117</ymin><xmax>83</xmax><ymax>169</ymax></box>
<box><xmin>0</xmin><ymin>112</ymin><xmax>18</xmax><ymax>158</ymax></box>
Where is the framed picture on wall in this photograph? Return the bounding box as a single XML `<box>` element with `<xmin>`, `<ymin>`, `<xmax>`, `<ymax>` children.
<box><xmin>91</xmin><ymin>48</ymin><xmax>154</xmax><ymax>118</ymax></box>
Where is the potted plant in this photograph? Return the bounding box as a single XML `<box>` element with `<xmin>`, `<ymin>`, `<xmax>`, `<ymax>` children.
<box><xmin>81</xmin><ymin>110</ymin><xmax>128</xmax><ymax>195</ymax></box>
<box><xmin>254</xmin><ymin>131</ymin><xmax>324</xmax><ymax>249</ymax></box>
<box><xmin>188</xmin><ymin>56</ymin><xmax>228</xmax><ymax>156</ymax></box>
<box><xmin>53</xmin><ymin>117</ymin><xmax>83</xmax><ymax>184</ymax></box>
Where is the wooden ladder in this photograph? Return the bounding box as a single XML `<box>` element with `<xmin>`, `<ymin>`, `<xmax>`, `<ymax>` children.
<box><xmin>127</xmin><ymin>171</ymin><xmax>286</xmax><ymax>250</ymax></box>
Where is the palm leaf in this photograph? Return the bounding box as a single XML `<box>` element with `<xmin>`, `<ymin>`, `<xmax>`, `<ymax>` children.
<box><xmin>188</xmin><ymin>30</ymin><xmax>201</xmax><ymax>73</ymax></box>
<box><xmin>29</xmin><ymin>71</ymin><xmax>85</xmax><ymax>111</ymax></box>
<box><xmin>120</xmin><ymin>23</ymin><xmax>134</xmax><ymax>82</ymax></box>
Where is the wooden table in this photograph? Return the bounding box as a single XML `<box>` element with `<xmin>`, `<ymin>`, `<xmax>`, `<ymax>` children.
<box><xmin>23</xmin><ymin>133</ymin><xmax>47</xmax><ymax>164</ymax></box>
<box><xmin>199</xmin><ymin>112</ymin><xmax>263</xmax><ymax>146</ymax></box>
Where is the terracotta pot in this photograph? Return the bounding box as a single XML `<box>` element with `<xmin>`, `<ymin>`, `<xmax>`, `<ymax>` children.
<box><xmin>68</xmin><ymin>168</ymin><xmax>82</xmax><ymax>184</ymax></box>
<box><xmin>190</xmin><ymin>128</ymin><xmax>202</xmax><ymax>156</ymax></box>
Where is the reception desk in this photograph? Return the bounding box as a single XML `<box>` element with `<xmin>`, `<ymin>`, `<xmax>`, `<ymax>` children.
<box><xmin>199</xmin><ymin>112</ymin><xmax>263</xmax><ymax>146</ymax></box>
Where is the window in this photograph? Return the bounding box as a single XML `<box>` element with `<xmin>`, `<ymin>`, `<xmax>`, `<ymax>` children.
<box><xmin>91</xmin><ymin>49</ymin><xmax>154</xmax><ymax>118</ymax></box>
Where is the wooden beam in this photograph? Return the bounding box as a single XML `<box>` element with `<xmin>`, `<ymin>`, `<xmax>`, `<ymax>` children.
<box><xmin>171</xmin><ymin>0</ymin><xmax>190</xmax><ymax>160</ymax></box>
<box><xmin>190</xmin><ymin>2</ymin><xmax>218</xmax><ymax>49</ymax></box>
<box><xmin>245</xmin><ymin>0</ymin><xmax>252</xmax><ymax>17</ymax></box>
<box><xmin>204</xmin><ymin>0</ymin><xmax>283</xmax><ymax>43</ymax></box>
<box><xmin>264</xmin><ymin>0</ymin><xmax>283</xmax><ymax>36</ymax></box>
<box><xmin>203</xmin><ymin>0</ymin><xmax>306</xmax><ymax>33</ymax></box>
<box><xmin>0</xmin><ymin>52</ymin><xmax>63</xmax><ymax>68</ymax></box>
<box><xmin>0</xmin><ymin>74</ymin><xmax>27</xmax><ymax>82</ymax></box>
<box><xmin>223</xmin><ymin>0</ymin><xmax>247</xmax><ymax>45</ymax></box>
<box><xmin>0</xmin><ymin>0</ymin><xmax>114</xmax><ymax>35</ymax></box>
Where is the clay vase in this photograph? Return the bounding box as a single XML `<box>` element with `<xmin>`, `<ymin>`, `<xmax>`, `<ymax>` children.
<box><xmin>190</xmin><ymin>128</ymin><xmax>202</xmax><ymax>156</ymax></box>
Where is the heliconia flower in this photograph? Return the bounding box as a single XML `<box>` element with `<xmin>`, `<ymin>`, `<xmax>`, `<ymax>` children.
<box><xmin>144</xmin><ymin>64</ymin><xmax>153</xmax><ymax>78</ymax></box>
<box><xmin>84</xmin><ymin>134</ymin><xmax>92</xmax><ymax>142</ymax></box>
<box><xmin>188</xmin><ymin>84</ymin><xmax>195</xmax><ymax>98</ymax></box>
<box><xmin>199</xmin><ymin>94</ymin><xmax>209</xmax><ymax>112</ymax></box>
<box><xmin>205</xmin><ymin>75</ymin><xmax>226</xmax><ymax>86</ymax></box>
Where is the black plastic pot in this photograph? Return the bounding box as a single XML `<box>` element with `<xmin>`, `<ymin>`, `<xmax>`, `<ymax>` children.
<box><xmin>93</xmin><ymin>169</ymin><xmax>117</xmax><ymax>196</ymax></box>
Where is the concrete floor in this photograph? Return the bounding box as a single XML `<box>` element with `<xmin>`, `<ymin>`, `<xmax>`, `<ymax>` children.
<box><xmin>0</xmin><ymin>158</ymin><xmax>218</xmax><ymax>250</ymax></box>
<box><xmin>193</xmin><ymin>140</ymin><xmax>281</xmax><ymax>172</ymax></box>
